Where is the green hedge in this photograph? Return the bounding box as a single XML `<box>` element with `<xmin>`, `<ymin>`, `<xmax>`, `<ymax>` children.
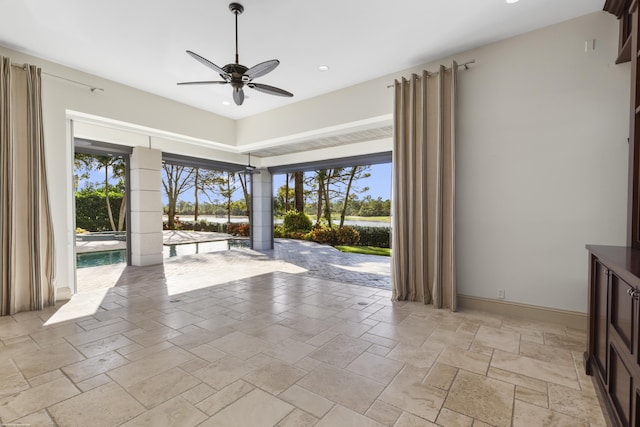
<box><xmin>75</xmin><ymin>193</ymin><xmax>124</xmax><ymax>231</ymax></box>
<box><xmin>283</xmin><ymin>210</ymin><xmax>312</xmax><ymax>233</ymax></box>
<box><xmin>351</xmin><ymin>226</ymin><xmax>391</xmax><ymax>248</ymax></box>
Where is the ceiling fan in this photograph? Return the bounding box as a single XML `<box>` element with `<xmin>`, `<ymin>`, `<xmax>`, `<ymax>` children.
<box><xmin>178</xmin><ymin>2</ymin><xmax>293</xmax><ymax>106</ymax></box>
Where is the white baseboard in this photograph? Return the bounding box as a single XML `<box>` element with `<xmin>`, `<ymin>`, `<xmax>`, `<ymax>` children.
<box><xmin>56</xmin><ymin>286</ymin><xmax>72</xmax><ymax>301</ymax></box>
<box><xmin>457</xmin><ymin>294</ymin><xmax>587</xmax><ymax>331</ymax></box>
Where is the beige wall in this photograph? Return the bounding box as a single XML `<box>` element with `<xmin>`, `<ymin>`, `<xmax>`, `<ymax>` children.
<box><xmin>1</xmin><ymin>11</ymin><xmax>629</xmax><ymax>313</ymax></box>
<box><xmin>240</xmin><ymin>11</ymin><xmax>630</xmax><ymax>313</ymax></box>
<box><xmin>0</xmin><ymin>46</ymin><xmax>237</xmax><ymax>296</ymax></box>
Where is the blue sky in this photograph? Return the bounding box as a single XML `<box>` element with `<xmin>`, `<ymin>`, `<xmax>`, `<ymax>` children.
<box><xmin>272</xmin><ymin>163</ymin><xmax>391</xmax><ymax>200</ymax></box>
<box><xmin>79</xmin><ymin>162</ymin><xmax>392</xmax><ymax>203</ymax></box>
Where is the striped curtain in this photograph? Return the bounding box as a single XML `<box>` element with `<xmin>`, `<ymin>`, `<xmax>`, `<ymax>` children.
<box><xmin>0</xmin><ymin>56</ymin><xmax>55</xmax><ymax>315</ymax></box>
<box><xmin>391</xmin><ymin>63</ymin><xmax>457</xmax><ymax>310</ymax></box>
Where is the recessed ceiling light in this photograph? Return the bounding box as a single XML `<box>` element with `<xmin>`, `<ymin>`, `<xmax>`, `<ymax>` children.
<box><xmin>222</xmin><ymin>101</ymin><xmax>230</xmax><ymax>106</ymax></box>
<box><xmin>506</xmin><ymin>0</ymin><xmax>519</xmax><ymax>3</ymax></box>
<box><xmin>318</xmin><ymin>65</ymin><xmax>330</xmax><ymax>71</ymax></box>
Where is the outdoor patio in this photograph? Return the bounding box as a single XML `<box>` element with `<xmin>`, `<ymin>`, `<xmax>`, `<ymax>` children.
<box><xmin>76</xmin><ymin>238</ymin><xmax>391</xmax><ymax>293</ymax></box>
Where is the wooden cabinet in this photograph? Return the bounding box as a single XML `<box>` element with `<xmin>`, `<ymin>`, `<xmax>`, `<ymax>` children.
<box><xmin>586</xmin><ymin>245</ymin><xmax>640</xmax><ymax>427</ymax></box>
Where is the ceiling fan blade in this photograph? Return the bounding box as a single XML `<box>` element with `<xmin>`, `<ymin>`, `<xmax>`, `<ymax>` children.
<box><xmin>186</xmin><ymin>50</ymin><xmax>230</xmax><ymax>78</ymax></box>
<box><xmin>177</xmin><ymin>81</ymin><xmax>228</xmax><ymax>86</ymax></box>
<box><xmin>233</xmin><ymin>87</ymin><xmax>245</xmax><ymax>105</ymax></box>
<box><xmin>248</xmin><ymin>83</ymin><xmax>293</xmax><ymax>97</ymax></box>
<box><xmin>245</xmin><ymin>59</ymin><xmax>280</xmax><ymax>80</ymax></box>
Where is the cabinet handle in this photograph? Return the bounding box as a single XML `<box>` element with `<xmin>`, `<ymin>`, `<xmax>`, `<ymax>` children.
<box><xmin>633</xmin><ymin>290</ymin><xmax>640</xmax><ymax>300</ymax></box>
<box><xmin>628</xmin><ymin>288</ymin><xmax>634</xmax><ymax>296</ymax></box>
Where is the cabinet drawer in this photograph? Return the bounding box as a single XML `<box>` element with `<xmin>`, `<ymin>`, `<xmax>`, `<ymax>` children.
<box><xmin>610</xmin><ymin>344</ymin><xmax>633</xmax><ymax>427</ymax></box>
<box><xmin>611</xmin><ymin>274</ymin><xmax>635</xmax><ymax>354</ymax></box>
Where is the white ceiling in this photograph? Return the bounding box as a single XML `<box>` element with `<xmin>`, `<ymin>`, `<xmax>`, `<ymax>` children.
<box><xmin>0</xmin><ymin>0</ymin><xmax>604</xmax><ymax>120</ymax></box>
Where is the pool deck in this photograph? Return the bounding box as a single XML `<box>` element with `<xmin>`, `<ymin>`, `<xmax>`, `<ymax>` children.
<box><xmin>75</xmin><ymin>230</ymin><xmax>238</xmax><ymax>253</ymax></box>
<box><xmin>76</xmin><ymin>238</ymin><xmax>391</xmax><ymax>293</ymax></box>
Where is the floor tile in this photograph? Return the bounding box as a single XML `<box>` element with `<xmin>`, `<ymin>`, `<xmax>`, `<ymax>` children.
<box><xmin>243</xmin><ymin>360</ymin><xmax>307</xmax><ymax>395</ymax></box>
<box><xmin>548</xmin><ymin>383</ymin><xmax>607</xmax><ymax>424</ymax></box>
<box><xmin>512</xmin><ymin>400</ymin><xmax>588</xmax><ymax>427</ymax></box>
<box><xmin>346</xmin><ymin>351</ymin><xmax>404</xmax><ymax>384</ymax></box>
<box><xmin>515</xmin><ymin>385</ymin><xmax>548</xmax><ymax>407</ymax></box>
<box><xmin>107</xmin><ymin>346</ymin><xmax>194</xmax><ymax>388</ymax></box>
<box><xmin>0</xmin><ymin>377</ymin><xmax>79</xmax><ymax>422</ymax></box>
<box><xmin>490</xmin><ymin>350</ymin><xmax>580</xmax><ymax>390</ymax></box>
<box><xmin>309</xmin><ymin>334</ymin><xmax>371</xmax><ymax>368</ymax></box>
<box><xmin>209</xmin><ymin>331</ymin><xmax>273</xmax><ymax>360</ymax></box>
<box><xmin>196</xmin><ymin>379</ymin><xmax>255</xmax><ymax>416</ymax></box>
<box><xmin>277</xmin><ymin>408</ymin><xmax>318</xmax><ymax>426</ymax></box>
<box><xmin>298</xmin><ymin>363</ymin><xmax>385</xmax><ymax>414</ymax></box>
<box><xmin>472</xmin><ymin>325</ymin><xmax>520</xmax><ymax>353</ymax></box>
<box><xmin>444</xmin><ymin>370</ymin><xmax>514</xmax><ymax>427</ymax></box>
<box><xmin>365</xmin><ymin>399</ymin><xmax>403</xmax><ymax>426</ymax></box>
<box><xmin>436</xmin><ymin>347</ymin><xmax>490</xmax><ymax>375</ymax></box>
<box><xmin>62</xmin><ymin>350</ymin><xmax>129</xmax><ymax>383</ymax></box>
<box><xmin>279</xmin><ymin>384</ymin><xmax>335</xmax><ymax>418</ymax></box>
<box><xmin>316</xmin><ymin>405</ymin><xmax>385</xmax><ymax>427</ymax></box>
<box><xmin>0</xmin><ymin>358</ymin><xmax>29</xmax><ymax>398</ymax></box>
<box><xmin>0</xmin><ymin>257</ymin><xmax>607</xmax><ymax>427</ymax></box>
<box><xmin>48</xmin><ymin>382</ymin><xmax>144</xmax><ymax>426</ymax></box>
<box><xmin>379</xmin><ymin>365</ymin><xmax>447</xmax><ymax>421</ymax></box>
<box><xmin>199</xmin><ymin>388</ymin><xmax>294</xmax><ymax>427</ymax></box>
<box><xmin>394</xmin><ymin>411</ymin><xmax>438</xmax><ymax>426</ymax></box>
<box><xmin>119</xmin><ymin>396</ymin><xmax>207</xmax><ymax>427</ymax></box>
<box><xmin>423</xmin><ymin>363</ymin><xmax>458</xmax><ymax>391</ymax></box>
<box><xmin>14</xmin><ymin>341</ymin><xmax>85</xmax><ymax>379</ymax></box>
<box><xmin>13</xmin><ymin>409</ymin><xmax>55</xmax><ymax>426</ymax></box>
<box><xmin>386</xmin><ymin>344</ymin><xmax>439</xmax><ymax>369</ymax></box>
<box><xmin>194</xmin><ymin>355</ymin><xmax>257</xmax><ymax>390</ymax></box>
<box><xmin>436</xmin><ymin>407</ymin><xmax>474</xmax><ymax>427</ymax></box>
<box><xmin>125</xmin><ymin>366</ymin><xmax>201</xmax><ymax>408</ymax></box>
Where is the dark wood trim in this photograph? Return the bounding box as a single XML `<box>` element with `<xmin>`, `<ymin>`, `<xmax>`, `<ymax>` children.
<box><xmin>605</xmin><ymin>0</ymin><xmax>632</xmax><ymax>18</ymax></box>
<box><xmin>629</xmin><ymin>3</ymin><xmax>640</xmax><ymax>247</ymax></box>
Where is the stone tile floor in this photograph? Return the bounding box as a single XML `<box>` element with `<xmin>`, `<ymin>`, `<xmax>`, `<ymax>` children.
<box><xmin>2</xmin><ymin>243</ymin><xmax>605</xmax><ymax>426</ymax></box>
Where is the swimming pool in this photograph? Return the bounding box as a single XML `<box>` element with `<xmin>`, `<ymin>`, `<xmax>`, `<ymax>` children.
<box><xmin>76</xmin><ymin>239</ymin><xmax>251</xmax><ymax>268</ymax></box>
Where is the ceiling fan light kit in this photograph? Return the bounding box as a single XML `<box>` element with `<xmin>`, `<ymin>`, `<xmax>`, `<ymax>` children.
<box><xmin>178</xmin><ymin>2</ymin><xmax>293</xmax><ymax>106</ymax></box>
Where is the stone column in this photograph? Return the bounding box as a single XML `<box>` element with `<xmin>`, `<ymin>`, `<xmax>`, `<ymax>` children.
<box><xmin>251</xmin><ymin>169</ymin><xmax>273</xmax><ymax>250</ymax></box>
<box><xmin>129</xmin><ymin>147</ymin><xmax>163</xmax><ymax>266</ymax></box>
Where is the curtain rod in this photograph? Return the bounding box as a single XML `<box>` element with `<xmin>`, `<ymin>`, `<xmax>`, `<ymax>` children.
<box><xmin>10</xmin><ymin>62</ymin><xmax>105</xmax><ymax>92</ymax></box>
<box><xmin>386</xmin><ymin>59</ymin><xmax>475</xmax><ymax>88</ymax></box>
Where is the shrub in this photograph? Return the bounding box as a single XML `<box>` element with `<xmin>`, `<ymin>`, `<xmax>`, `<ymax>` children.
<box><xmin>335</xmin><ymin>226</ymin><xmax>360</xmax><ymax>245</ymax></box>
<box><xmin>274</xmin><ymin>225</ymin><xmax>284</xmax><ymax>238</ymax></box>
<box><xmin>283</xmin><ymin>210</ymin><xmax>312</xmax><ymax>233</ymax></box>
<box><xmin>305</xmin><ymin>225</ymin><xmax>360</xmax><ymax>246</ymax></box>
<box><xmin>227</xmin><ymin>223</ymin><xmax>250</xmax><ymax>236</ymax></box>
<box><xmin>75</xmin><ymin>191</ymin><xmax>124</xmax><ymax>231</ymax></box>
<box><xmin>307</xmin><ymin>226</ymin><xmax>334</xmax><ymax>244</ymax></box>
<box><xmin>351</xmin><ymin>225</ymin><xmax>391</xmax><ymax>248</ymax></box>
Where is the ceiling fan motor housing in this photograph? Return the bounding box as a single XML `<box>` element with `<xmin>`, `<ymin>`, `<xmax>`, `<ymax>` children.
<box><xmin>229</xmin><ymin>3</ymin><xmax>244</xmax><ymax>15</ymax></box>
<box><xmin>222</xmin><ymin>64</ymin><xmax>250</xmax><ymax>89</ymax></box>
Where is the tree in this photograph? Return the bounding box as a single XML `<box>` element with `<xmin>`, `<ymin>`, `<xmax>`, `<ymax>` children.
<box><xmin>162</xmin><ymin>164</ymin><xmax>194</xmax><ymax>229</ymax></box>
<box><xmin>217</xmin><ymin>171</ymin><xmax>238</xmax><ymax>224</ymax></box>
<box><xmin>294</xmin><ymin>171</ymin><xmax>304</xmax><ymax>211</ymax></box>
<box><xmin>339</xmin><ymin>166</ymin><xmax>371</xmax><ymax>227</ymax></box>
<box><xmin>192</xmin><ymin>168</ymin><xmax>220</xmax><ymax>221</ymax></box>
<box><xmin>236</xmin><ymin>172</ymin><xmax>251</xmax><ymax>218</ymax></box>
<box><xmin>74</xmin><ymin>153</ymin><xmax>126</xmax><ymax>231</ymax></box>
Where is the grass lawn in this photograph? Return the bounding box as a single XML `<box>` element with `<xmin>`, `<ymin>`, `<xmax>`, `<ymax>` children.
<box><xmin>294</xmin><ymin>215</ymin><xmax>391</xmax><ymax>223</ymax></box>
<box><xmin>335</xmin><ymin>246</ymin><xmax>391</xmax><ymax>257</ymax></box>
<box><xmin>343</xmin><ymin>216</ymin><xmax>390</xmax><ymax>223</ymax></box>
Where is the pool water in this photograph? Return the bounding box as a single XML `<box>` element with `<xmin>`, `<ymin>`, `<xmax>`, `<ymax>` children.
<box><xmin>76</xmin><ymin>249</ymin><xmax>127</xmax><ymax>268</ymax></box>
<box><xmin>76</xmin><ymin>239</ymin><xmax>251</xmax><ymax>268</ymax></box>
